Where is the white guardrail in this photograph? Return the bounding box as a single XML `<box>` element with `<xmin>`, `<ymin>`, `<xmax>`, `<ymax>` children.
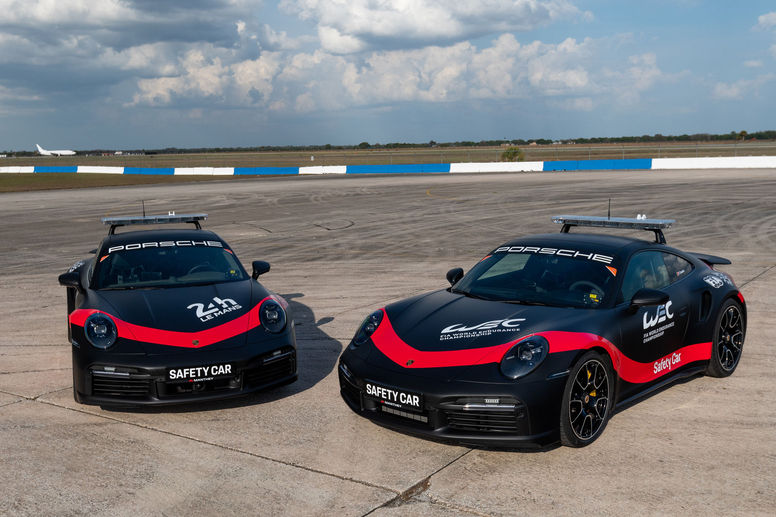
<box><xmin>2</xmin><ymin>156</ymin><xmax>776</xmax><ymax>175</ymax></box>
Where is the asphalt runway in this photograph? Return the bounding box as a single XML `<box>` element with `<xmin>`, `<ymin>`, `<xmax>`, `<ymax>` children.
<box><xmin>1</xmin><ymin>169</ymin><xmax>774</xmax><ymax>516</ymax></box>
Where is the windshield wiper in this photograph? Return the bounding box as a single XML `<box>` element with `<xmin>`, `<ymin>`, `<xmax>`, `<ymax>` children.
<box><xmin>185</xmin><ymin>281</ymin><xmax>219</xmax><ymax>287</ymax></box>
<box><xmin>451</xmin><ymin>289</ymin><xmax>495</xmax><ymax>301</ymax></box>
<box><xmin>502</xmin><ymin>299</ymin><xmax>551</xmax><ymax>306</ymax></box>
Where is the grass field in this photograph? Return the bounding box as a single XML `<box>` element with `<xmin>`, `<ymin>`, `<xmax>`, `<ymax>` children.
<box><xmin>3</xmin><ymin>141</ymin><xmax>775</xmax><ymax>168</ymax></box>
<box><xmin>2</xmin><ymin>140</ymin><xmax>774</xmax><ymax>193</ymax></box>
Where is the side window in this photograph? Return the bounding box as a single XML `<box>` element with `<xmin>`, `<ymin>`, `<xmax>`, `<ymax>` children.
<box><xmin>620</xmin><ymin>251</ymin><xmax>670</xmax><ymax>302</ymax></box>
<box><xmin>620</xmin><ymin>251</ymin><xmax>694</xmax><ymax>302</ymax></box>
<box><xmin>662</xmin><ymin>253</ymin><xmax>693</xmax><ymax>283</ymax></box>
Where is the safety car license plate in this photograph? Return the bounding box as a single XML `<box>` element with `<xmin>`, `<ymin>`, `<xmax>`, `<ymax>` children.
<box><xmin>167</xmin><ymin>363</ymin><xmax>234</xmax><ymax>383</ymax></box>
<box><xmin>365</xmin><ymin>380</ymin><xmax>423</xmax><ymax>411</ymax></box>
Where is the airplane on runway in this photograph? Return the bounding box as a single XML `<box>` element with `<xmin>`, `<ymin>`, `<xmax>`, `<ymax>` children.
<box><xmin>36</xmin><ymin>144</ymin><xmax>75</xmax><ymax>156</ymax></box>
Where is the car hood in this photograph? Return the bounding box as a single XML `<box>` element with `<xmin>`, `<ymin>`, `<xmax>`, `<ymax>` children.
<box><xmin>385</xmin><ymin>289</ymin><xmax>599</xmax><ymax>351</ymax></box>
<box><xmin>94</xmin><ymin>280</ymin><xmax>260</xmax><ymax>353</ymax></box>
<box><xmin>363</xmin><ymin>289</ymin><xmax>606</xmax><ymax>380</ymax></box>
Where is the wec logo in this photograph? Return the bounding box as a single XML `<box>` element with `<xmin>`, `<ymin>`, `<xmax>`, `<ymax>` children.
<box><xmin>441</xmin><ymin>318</ymin><xmax>525</xmax><ymax>335</ymax></box>
<box><xmin>643</xmin><ymin>301</ymin><xmax>673</xmax><ymax>330</ymax></box>
<box><xmin>187</xmin><ymin>297</ymin><xmax>241</xmax><ymax>323</ymax></box>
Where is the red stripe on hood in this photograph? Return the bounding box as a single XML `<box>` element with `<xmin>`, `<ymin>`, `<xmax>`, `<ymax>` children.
<box><xmin>69</xmin><ymin>296</ymin><xmax>272</xmax><ymax>348</ymax></box>
<box><xmin>371</xmin><ymin>310</ymin><xmax>711</xmax><ymax>384</ymax></box>
<box><xmin>370</xmin><ymin>309</ymin><xmax>518</xmax><ymax>368</ymax></box>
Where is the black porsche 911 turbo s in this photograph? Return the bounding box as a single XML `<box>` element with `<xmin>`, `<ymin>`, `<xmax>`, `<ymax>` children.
<box><xmin>58</xmin><ymin>213</ymin><xmax>296</xmax><ymax>406</ymax></box>
<box><xmin>338</xmin><ymin>215</ymin><xmax>746</xmax><ymax>447</ymax></box>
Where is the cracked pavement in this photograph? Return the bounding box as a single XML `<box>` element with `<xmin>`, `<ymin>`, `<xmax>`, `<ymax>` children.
<box><xmin>1</xmin><ymin>169</ymin><xmax>775</xmax><ymax>516</ymax></box>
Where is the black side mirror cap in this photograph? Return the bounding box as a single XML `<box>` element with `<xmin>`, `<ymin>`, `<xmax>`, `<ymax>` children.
<box><xmin>446</xmin><ymin>267</ymin><xmax>464</xmax><ymax>286</ymax></box>
<box><xmin>58</xmin><ymin>271</ymin><xmax>84</xmax><ymax>292</ymax></box>
<box><xmin>252</xmin><ymin>260</ymin><xmax>271</xmax><ymax>280</ymax></box>
<box><xmin>630</xmin><ymin>288</ymin><xmax>669</xmax><ymax>309</ymax></box>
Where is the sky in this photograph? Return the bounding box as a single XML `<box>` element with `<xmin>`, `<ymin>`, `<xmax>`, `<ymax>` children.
<box><xmin>0</xmin><ymin>0</ymin><xmax>774</xmax><ymax>151</ymax></box>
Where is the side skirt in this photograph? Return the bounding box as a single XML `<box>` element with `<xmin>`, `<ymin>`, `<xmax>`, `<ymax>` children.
<box><xmin>614</xmin><ymin>365</ymin><xmax>706</xmax><ymax>411</ymax></box>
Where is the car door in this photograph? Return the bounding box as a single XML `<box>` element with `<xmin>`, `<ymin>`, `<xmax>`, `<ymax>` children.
<box><xmin>617</xmin><ymin>250</ymin><xmax>693</xmax><ymax>396</ymax></box>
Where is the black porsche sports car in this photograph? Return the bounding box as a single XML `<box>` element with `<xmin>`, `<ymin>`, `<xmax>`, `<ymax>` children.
<box><xmin>58</xmin><ymin>213</ymin><xmax>296</xmax><ymax>406</ymax></box>
<box><xmin>338</xmin><ymin>215</ymin><xmax>746</xmax><ymax>447</ymax></box>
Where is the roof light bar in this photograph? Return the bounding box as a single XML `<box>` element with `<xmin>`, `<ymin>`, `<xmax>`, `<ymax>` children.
<box><xmin>102</xmin><ymin>213</ymin><xmax>207</xmax><ymax>235</ymax></box>
<box><xmin>552</xmin><ymin>215</ymin><xmax>675</xmax><ymax>244</ymax></box>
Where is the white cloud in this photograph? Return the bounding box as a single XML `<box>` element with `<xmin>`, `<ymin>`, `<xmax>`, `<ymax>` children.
<box><xmin>259</xmin><ymin>24</ymin><xmax>309</xmax><ymax>51</ymax></box>
<box><xmin>743</xmin><ymin>60</ymin><xmax>763</xmax><ymax>68</ymax></box>
<box><xmin>132</xmin><ymin>49</ymin><xmax>281</xmax><ymax>106</ymax></box>
<box><xmin>756</xmin><ymin>11</ymin><xmax>776</xmax><ymax>30</ymax></box>
<box><xmin>318</xmin><ymin>25</ymin><xmax>366</xmax><ymax>54</ymax></box>
<box><xmin>0</xmin><ymin>84</ymin><xmax>40</xmax><ymax>102</ymax></box>
<box><xmin>280</xmin><ymin>0</ymin><xmax>586</xmax><ymax>53</ymax></box>
<box><xmin>126</xmin><ymin>32</ymin><xmax>670</xmax><ymax>116</ymax></box>
<box><xmin>712</xmin><ymin>74</ymin><xmax>775</xmax><ymax>100</ymax></box>
<box><xmin>598</xmin><ymin>52</ymin><xmax>665</xmax><ymax>105</ymax></box>
<box><xmin>0</xmin><ymin>0</ymin><xmax>139</xmax><ymax>26</ymax></box>
<box><xmin>0</xmin><ymin>0</ymin><xmax>674</xmax><ymax>134</ymax></box>
<box><xmin>99</xmin><ymin>43</ymin><xmax>180</xmax><ymax>75</ymax></box>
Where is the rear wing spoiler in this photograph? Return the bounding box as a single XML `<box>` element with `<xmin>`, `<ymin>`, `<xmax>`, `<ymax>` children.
<box><xmin>690</xmin><ymin>252</ymin><xmax>731</xmax><ymax>267</ymax></box>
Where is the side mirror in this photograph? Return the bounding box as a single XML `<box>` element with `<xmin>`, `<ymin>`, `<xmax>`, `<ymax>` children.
<box><xmin>252</xmin><ymin>260</ymin><xmax>270</xmax><ymax>280</ymax></box>
<box><xmin>446</xmin><ymin>267</ymin><xmax>464</xmax><ymax>286</ymax></box>
<box><xmin>630</xmin><ymin>288</ymin><xmax>669</xmax><ymax>309</ymax></box>
<box><xmin>58</xmin><ymin>271</ymin><xmax>84</xmax><ymax>292</ymax></box>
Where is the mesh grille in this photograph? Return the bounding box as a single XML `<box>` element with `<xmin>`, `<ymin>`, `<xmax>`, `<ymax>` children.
<box><xmin>92</xmin><ymin>373</ymin><xmax>151</xmax><ymax>398</ymax></box>
<box><xmin>444</xmin><ymin>405</ymin><xmax>525</xmax><ymax>433</ymax></box>
<box><xmin>244</xmin><ymin>349</ymin><xmax>295</xmax><ymax>387</ymax></box>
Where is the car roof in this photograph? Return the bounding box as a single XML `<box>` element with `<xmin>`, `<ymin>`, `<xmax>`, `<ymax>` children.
<box><xmin>501</xmin><ymin>232</ymin><xmax>674</xmax><ymax>259</ymax></box>
<box><xmin>100</xmin><ymin>228</ymin><xmax>224</xmax><ymax>247</ymax></box>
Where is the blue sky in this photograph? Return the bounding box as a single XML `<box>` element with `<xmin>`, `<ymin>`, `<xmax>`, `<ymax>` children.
<box><xmin>0</xmin><ymin>0</ymin><xmax>774</xmax><ymax>151</ymax></box>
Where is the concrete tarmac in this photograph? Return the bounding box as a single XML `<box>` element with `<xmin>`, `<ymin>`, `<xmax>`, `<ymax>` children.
<box><xmin>1</xmin><ymin>169</ymin><xmax>774</xmax><ymax>516</ymax></box>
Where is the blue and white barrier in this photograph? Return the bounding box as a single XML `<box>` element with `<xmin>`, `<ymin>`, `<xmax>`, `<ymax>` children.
<box><xmin>651</xmin><ymin>156</ymin><xmax>776</xmax><ymax>169</ymax></box>
<box><xmin>2</xmin><ymin>156</ymin><xmax>776</xmax><ymax>176</ymax></box>
<box><xmin>450</xmin><ymin>161</ymin><xmax>543</xmax><ymax>173</ymax></box>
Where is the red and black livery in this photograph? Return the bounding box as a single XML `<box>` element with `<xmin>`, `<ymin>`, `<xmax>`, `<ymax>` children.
<box><xmin>339</xmin><ymin>216</ymin><xmax>746</xmax><ymax>447</ymax></box>
<box><xmin>59</xmin><ymin>213</ymin><xmax>296</xmax><ymax>406</ymax></box>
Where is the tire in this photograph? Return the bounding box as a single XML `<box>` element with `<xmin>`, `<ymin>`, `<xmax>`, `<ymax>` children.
<box><xmin>560</xmin><ymin>351</ymin><xmax>615</xmax><ymax>447</ymax></box>
<box><xmin>706</xmin><ymin>299</ymin><xmax>745</xmax><ymax>378</ymax></box>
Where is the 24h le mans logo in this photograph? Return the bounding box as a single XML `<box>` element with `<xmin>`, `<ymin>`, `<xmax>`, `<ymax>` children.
<box><xmin>187</xmin><ymin>297</ymin><xmax>241</xmax><ymax>322</ymax></box>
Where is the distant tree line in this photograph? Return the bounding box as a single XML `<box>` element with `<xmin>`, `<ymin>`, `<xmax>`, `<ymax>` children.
<box><xmin>134</xmin><ymin>129</ymin><xmax>776</xmax><ymax>153</ymax></box>
<box><xmin>3</xmin><ymin>130</ymin><xmax>774</xmax><ymax>156</ymax></box>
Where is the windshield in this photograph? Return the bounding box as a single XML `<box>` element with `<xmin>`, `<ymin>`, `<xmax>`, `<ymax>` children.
<box><xmin>452</xmin><ymin>250</ymin><xmax>619</xmax><ymax>308</ymax></box>
<box><xmin>93</xmin><ymin>244</ymin><xmax>248</xmax><ymax>289</ymax></box>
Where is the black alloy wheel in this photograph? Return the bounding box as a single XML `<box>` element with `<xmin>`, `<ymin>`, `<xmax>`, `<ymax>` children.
<box><xmin>707</xmin><ymin>299</ymin><xmax>745</xmax><ymax>377</ymax></box>
<box><xmin>560</xmin><ymin>351</ymin><xmax>614</xmax><ymax>447</ymax></box>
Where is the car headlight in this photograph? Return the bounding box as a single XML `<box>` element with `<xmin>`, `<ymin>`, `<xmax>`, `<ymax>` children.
<box><xmin>500</xmin><ymin>335</ymin><xmax>548</xmax><ymax>380</ymax></box>
<box><xmin>84</xmin><ymin>313</ymin><xmax>117</xmax><ymax>350</ymax></box>
<box><xmin>260</xmin><ymin>299</ymin><xmax>287</xmax><ymax>333</ymax></box>
<box><xmin>352</xmin><ymin>310</ymin><xmax>384</xmax><ymax>346</ymax></box>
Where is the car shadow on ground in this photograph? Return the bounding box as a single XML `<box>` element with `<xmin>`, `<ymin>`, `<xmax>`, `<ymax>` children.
<box><xmin>101</xmin><ymin>292</ymin><xmax>342</xmax><ymax>414</ymax></box>
<box><xmin>378</xmin><ymin>373</ymin><xmax>709</xmax><ymax>453</ymax></box>
<box><xmin>611</xmin><ymin>371</ymin><xmax>704</xmax><ymax>416</ymax></box>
